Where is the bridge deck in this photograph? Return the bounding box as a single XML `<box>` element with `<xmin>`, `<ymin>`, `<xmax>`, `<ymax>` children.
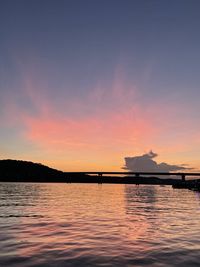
<box><xmin>65</xmin><ymin>172</ymin><xmax>200</xmax><ymax>176</ymax></box>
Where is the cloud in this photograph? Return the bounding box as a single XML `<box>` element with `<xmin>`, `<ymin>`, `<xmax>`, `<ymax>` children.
<box><xmin>2</xmin><ymin>63</ymin><xmax>200</xmax><ymax>171</ymax></box>
<box><xmin>123</xmin><ymin>151</ymin><xmax>193</xmax><ymax>172</ymax></box>
<box><xmin>1</xmin><ymin>67</ymin><xmax>158</xmax><ymax>155</ymax></box>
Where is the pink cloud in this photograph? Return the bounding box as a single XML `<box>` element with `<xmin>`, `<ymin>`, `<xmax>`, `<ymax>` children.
<box><xmin>14</xmin><ymin>69</ymin><xmax>158</xmax><ymax>155</ymax></box>
<box><xmin>2</xmin><ymin>65</ymin><xmax>200</xmax><ymax>171</ymax></box>
<box><xmin>23</xmin><ymin>105</ymin><xmax>155</xmax><ymax>154</ymax></box>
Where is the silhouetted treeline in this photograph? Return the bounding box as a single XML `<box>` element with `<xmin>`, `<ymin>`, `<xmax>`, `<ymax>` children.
<box><xmin>0</xmin><ymin>160</ymin><xmax>67</xmax><ymax>182</ymax></box>
<box><xmin>0</xmin><ymin>159</ymin><xmax>92</xmax><ymax>182</ymax></box>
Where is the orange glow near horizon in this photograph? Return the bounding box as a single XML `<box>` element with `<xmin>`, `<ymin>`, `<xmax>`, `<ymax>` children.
<box><xmin>1</xmin><ymin>68</ymin><xmax>200</xmax><ymax>171</ymax></box>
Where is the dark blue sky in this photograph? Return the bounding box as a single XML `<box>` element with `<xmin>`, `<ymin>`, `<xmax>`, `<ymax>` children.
<box><xmin>1</xmin><ymin>0</ymin><xmax>200</xmax><ymax>94</ymax></box>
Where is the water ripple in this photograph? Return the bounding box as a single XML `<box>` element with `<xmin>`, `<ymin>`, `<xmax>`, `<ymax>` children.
<box><xmin>0</xmin><ymin>183</ymin><xmax>200</xmax><ymax>267</ymax></box>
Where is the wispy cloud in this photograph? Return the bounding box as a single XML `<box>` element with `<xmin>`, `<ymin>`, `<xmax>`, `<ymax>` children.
<box><xmin>1</xmin><ymin>64</ymin><xmax>200</xmax><ymax>170</ymax></box>
<box><xmin>21</xmin><ymin>80</ymin><xmax>155</xmax><ymax>153</ymax></box>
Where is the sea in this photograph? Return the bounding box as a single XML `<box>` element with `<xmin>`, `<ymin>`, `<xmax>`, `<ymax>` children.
<box><xmin>0</xmin><ymin>183</ymin><xmax>200</xmax><ymax>267</ymax></box>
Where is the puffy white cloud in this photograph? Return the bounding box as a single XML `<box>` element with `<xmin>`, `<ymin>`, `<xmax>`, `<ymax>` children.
<box><xmin>123</xmin><ymin>151</ymin><xmax>192</xmax><ymax>172</ymax></box>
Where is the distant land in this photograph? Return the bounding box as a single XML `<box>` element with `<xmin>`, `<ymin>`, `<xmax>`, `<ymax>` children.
<box><xmin>0</xmin><ymin>159</ymin><xmax>199</xmax><ymax>185</ymax></box>
<box><xmin>0</xmin><ymin>160</ymin><xmax>67</xmax><ymax>182</ymax></box>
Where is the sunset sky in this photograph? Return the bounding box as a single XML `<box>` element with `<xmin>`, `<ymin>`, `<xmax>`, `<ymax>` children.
<box><xmin>1</xmin><ymin>0</ymin><xmax>200</xmax><ymax>171</ymax></box>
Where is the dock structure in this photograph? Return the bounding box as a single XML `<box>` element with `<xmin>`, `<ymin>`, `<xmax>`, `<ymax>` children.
<box><xmin>65</xmin><ymin>172</ymin><xmax>200</xmax><ymax>181</ymax></box>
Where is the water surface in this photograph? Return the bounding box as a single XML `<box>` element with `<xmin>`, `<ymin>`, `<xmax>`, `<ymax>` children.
<box><xmin>0</xmin><ymin>183</ymin><xmax>200</xmax><ymax>266</ymax></box>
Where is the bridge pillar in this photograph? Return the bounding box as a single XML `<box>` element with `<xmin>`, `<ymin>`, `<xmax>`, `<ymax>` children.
<box><xmin>181</xmin><ymin>174</ymin><xmax>186</xmax><ymax>181</ymax></box>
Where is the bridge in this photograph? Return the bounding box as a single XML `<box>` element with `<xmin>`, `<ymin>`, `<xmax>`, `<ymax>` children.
<box><xmin>65</xmin><ymin>172</ymin><xmax>200</xmax><ymax>181</ymax></box>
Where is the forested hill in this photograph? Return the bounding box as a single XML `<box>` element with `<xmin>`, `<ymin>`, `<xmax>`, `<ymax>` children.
<box><xmin>0</xmin><ymin>160</ymin><xmax>66</xmax><ymax>182</ymax></box>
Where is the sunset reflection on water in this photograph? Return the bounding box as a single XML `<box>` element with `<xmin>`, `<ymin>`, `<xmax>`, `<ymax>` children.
<box><xmin>0</xmin><ymin>183</ymin><xmax>200</xmax><ymax>267</ymax></box>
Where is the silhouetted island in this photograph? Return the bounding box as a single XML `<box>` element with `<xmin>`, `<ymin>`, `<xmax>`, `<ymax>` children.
<box><xmin>0</xmin><ymin>160</ymin><xmax>200</xmax><ymax>186</ymax></box>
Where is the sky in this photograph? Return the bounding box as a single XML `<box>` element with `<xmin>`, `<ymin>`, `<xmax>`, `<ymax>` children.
<box><xmin>1</xmin><ymin>0</ymin><xmax>200</xmax><ymax>171</ymax></box>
